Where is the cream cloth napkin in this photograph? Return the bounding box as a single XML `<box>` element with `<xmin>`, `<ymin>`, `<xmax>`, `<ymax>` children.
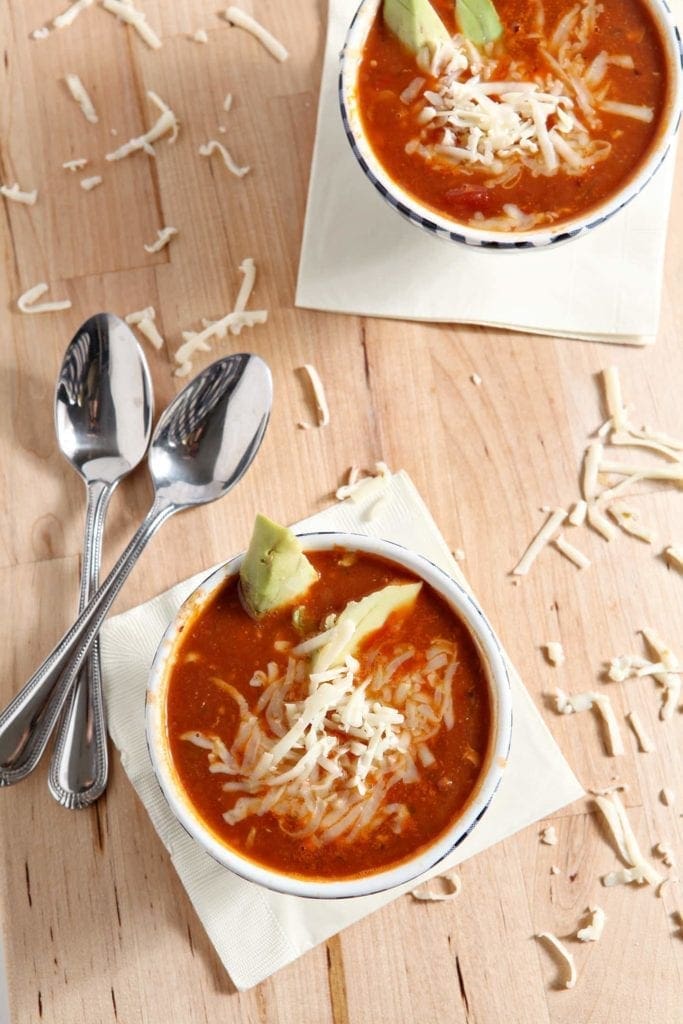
<box><xmin>295</xmin><ymin>0</ymin><xmax>680</xmax><ymax>346</ymax></box>
<box><xmin>99</xmin><ymin>472</ymin><xmax>583</xmax><ymax>990</ymax></box>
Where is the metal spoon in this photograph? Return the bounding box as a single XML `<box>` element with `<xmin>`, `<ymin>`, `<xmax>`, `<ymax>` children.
<box><xmin>0</xmin><ymin>353</ymin><xmax>272</xmax><ymax>786</ymax></box>
<box><xmin>49</xmin><ymin>314</ymin><xmax>153</xmax><ymax>809</ymax></box>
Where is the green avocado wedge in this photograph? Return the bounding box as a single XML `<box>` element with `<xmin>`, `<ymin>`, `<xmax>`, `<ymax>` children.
<box><xmin>455</xmin><ymin>0</ymin><xmax>503</xmax><ymax>47</ymax></box>
<box><xmin>312</xmin><ymin>582</ymin><xmax>422</xmax><ymax>672</ymax></box>
<box><xmin>383</xmin><ymin>0</ymin><xmax>450</xmax><ymax>55</ymax></box>
<box><xmin>239</xmin><ymin>515</ymin><xmax>319</xmax><ymax>618</ymax></box>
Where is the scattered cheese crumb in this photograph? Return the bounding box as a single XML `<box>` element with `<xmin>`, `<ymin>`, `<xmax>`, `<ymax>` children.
<box><xmin>17</xmin><ymin>283</ymin><xmax>71</xmax><ymax>314</ymax></box>
<box><xmin>102</xmin><ymin>0</ymin><xmax>161</xmax><ymax>49</ymax></box>
<box><xmin>31</xmin><ymin>27</ymin><xmax>51</xmax><ymax>40</ymax></box>
<box><xmin>410</xmin><ymin>869</ymin><xmax>461</xmax><ymax>901</ymax></box>
<box><xmin>588</xmin><ymin>783</ymin><xmax>628</xmax><ymax>797</ymax></box>
<box><xmin>470</xmin><ymin>372</ymin><xmax>482</xmax><ymax>386</ymax></box>
<box><xmin>599</xmin><ymin>459</ymin><xmax>683</xmax><ymax>484</ymax></box>
<box><xmin>553</xmin><ymin>532</ymin><xmax>591</xmax><ymax>570</ymax></box>
<box><xmin>544</xmin><ymin>642</ymin><xmax>565</xmax><ymax>667</ymax></box>
<box><xmin>230</xmin><ymin>257</ymin><xmax>257</xmax><ymax>332</ymax></box>
<box><xmin>654</xmin><ymin>842</ymin><xmax>675</xmax><ymax>868</ymax></box>
<box><xmin>65</xmin><ymin>73</ymin><xmax>98</xmax><ymax>124</ymax></box>
<box><xmin>660</xmin><ymin>788</ymin><xmax>675</xmax><ymax>807</ymax></box>
<box><xmin>512</xmin><ymin>508</ymin><xmax>567</xmax><ymax>576</ymax></box>
<box><xmin>223</xmin><ymin>93</ymin><xmax>233</xmax><ymax>112</ymax></box>
<box><xmin>625</xmin><ymin>710</ymin><xmax>655</xmax><ymax>753</ymax></box>
<box><xmin>53</xmin><ymin>0</ymin><xmax>94</xmax><ymax>29</ymax></box>
<box><xmin>62</xmin><ymin>158</ymin><xmax>88</xmax><ymax>172</ymax></box>
<box><xmin>297</xmin><ymin>365</ymin><xmax>330</xmax><ymax>429</ymax></box>
<box><xmin>556</xmin><ymin>688</ymin><xmax>624</xmax><ymax>757</ymax></box>
<box><xmin>568</xmin><ymin>500</ymin><xmax>587</xmax><ymax>527</ymax></box>
<box><xmin>199</xmin><ymin>139</ymin><xmax>249</xmax><ymax>178</ymax></box>
<box><xmin>0</xmin><ymin>183</ymin><xmax>38</xmax><ymax>206</ymax></box>
<box><xmin>540</xmin><ymin>825</ymin><xmax>558</xmax><ymax>846</ymax></box>
<box><xmin>581</xmin><ymin>442</ymin><xmax>603</xmax><ymax>501</ymax></box>
<box><xmin>336</xmin><ymin>463</ymin><xmax>391</xmax><ymax>502</ymax></box>
<box><xmin>80</xmin><ymin>175</ymin><xmax>102</xmax><ymax>191</ymax></box>
<box><xmin>664</xmin><ymin>545</ymin><xmax>683</xmax><ymax>572</ymax></box>
<box><xmin>106</xmin><ymin>91</ymin><xmax>178</xmax><ymax>161</ymax></box>
<box><xmin>224</xmin><ymin>6</ymin><xmax>288</xmax><ymax>62</ymax></box>
<box><xmin>602</xmin><ymin>366</ymin><xmax>628</xmax><ymax>431</ymax></box>
<box><xmin>641</xmin><ymin>628</ymin><xmax>681</xmax><ymax>722</ymax></box>
<box><xmin>550</xmin><ymin>865</ymin><xmax>561</xmax><ymax>875</ymax></box>
<box><xmin>595</xmin><ymin>792</ymin><xmax>662</xmax><ymax>887</ymax></box>
<box><xmin>174</xmin><ymin>362</ymin><xmax>193</xmax><ymax>379</ymax></box>
<box><xmin>192</xmin><ymin>28</ymin><xmax>208</xmax><ymax>43</ymax></box>
<box><xmin>607</xmin><ymin>502</ymin><xmax>654</xmax><ymax>544</ymax></box>
<box><xmin>454</xmin><ymin>548</ymin><xmax>466</xmax><ymax>562</ymax></box>
<box><xmin>536</xmin><ymin>932</ymin><xmax>576</xmax><ymax>989</ymax></box>
<box><xmin>125</xmin><ymin>306</ymin><xmax>164</xmax><ymax>350</ymax></box>
<box><xmin>576</xmin><ymin>906</ymin><xmax>606</xmax><ymax>942</ymax></box>
<box><xmin>586</xmin><ymin>503</ymin><xmax>617</xmax><ymax>542</ymax></box>
<box><xmin>143</xmin><ymin>226</ymin><xmax>178</xmax><ymax>254</ymax></box>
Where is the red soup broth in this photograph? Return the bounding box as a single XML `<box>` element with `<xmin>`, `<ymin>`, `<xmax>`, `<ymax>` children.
<box><xmin>356</xmin><ymin>0</ymin><xmax>669</xmax><ymax>228</ymax></box>
<box><xmin>165</xmin><ymin>549</ymin><xmax>491</xmax><ymax>880</ymax></box>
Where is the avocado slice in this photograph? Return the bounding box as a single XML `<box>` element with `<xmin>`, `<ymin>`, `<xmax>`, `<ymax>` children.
<box><xmin>312</xmin><ymin>582</ymin><xmax>422</xmax><ymax>672</ymax></box>
<box><xmin>239</xmin><ymin>515</ymin><xmax>319</xmax><ymax>618</ymax></box>
<box><xmin>383</xmin><ymin>0</ymin><xmax>450</xmax><ymax>55</ymax></box>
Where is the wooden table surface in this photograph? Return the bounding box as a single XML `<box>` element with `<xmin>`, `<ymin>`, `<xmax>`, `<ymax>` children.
<box><xmin>1</xmin><ymin>2</ymin><xmax>682</xmax><ymax>1022</ymax></box>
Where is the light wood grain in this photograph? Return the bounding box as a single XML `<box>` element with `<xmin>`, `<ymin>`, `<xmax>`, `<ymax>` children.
<box><xmin>1</xmin><ymin>2</ymin><xmax>682</xmax><ymax>1022</ymax></box>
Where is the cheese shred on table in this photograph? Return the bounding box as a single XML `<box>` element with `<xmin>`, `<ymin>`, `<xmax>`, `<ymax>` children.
<box><xmin>17</xmin><ymin>283</ymin><xmax>72</xmax><ymax>314</ymax></box>
<box><xmin>62</xmin><ymin>158</ymin><xmax>88</xmax><ymax>172</ymax></box>
<box><xmin>595</xmin><ymin>792</ymin><xmax>662</xmax><ymax>887</ymax></box>
<box><xmin>65</xmin><ymin>73</ymin><xmax>98</xmax><ymax>124</ymax></box>
<box><xmin>143</xmin><ymin>226</ymin><xmax>178</xmax><ymax>253</ymax></box>
<box><xmin>536</xmin><ymin>932</ymin><xmax>576</xmax><ymax>989</ymax></box>
<box><xmin>125</xmin><ymin>307</ymin><xmax>164</xmax><ymax>350</ymax></box>
<box><xmin>80</xmin><ymin>175</ymin><xmax>102</xmax><ymax>191</ymax></box>
<box><xmin>410</xmin><ymin>869</ymin><xmax>462</xmax><ymax>901</ymax></box>
<box><xmin>297</xmin><ymin>364</ymin><xmax>330</xmax><ymax>429</ymax></box>
<box><xmin>0</xmin><ymin>183</ymin><xmax>38</xmax><ymax>206</ymax></box>
<box><xmin>199</xmin><ymin>139</ymin><xmax>250</xmax><ymax>178</ymax></box>
<box><xmin>576</xmin><ymin>906</ymin><xmax>606</xmax><ymax>942</ymax></box>
<box><xmin>53</xmin><ymin>0</ymin><xmax>94</xmax><ymax>29</ymax></box>
<box><xmin>224</xmin><ymin>6</ymin><xmax>288</xmax><ymax>62</ymax></box>
<box><xmin>555</xmin><ymin>688</ymin><xmax>624</xmax><ymax>756</ymax></box>
<box><xmin>106</xmin><ymin>91</ymin><xmax>178</xmax><ymax>161</ymax></box>
<box><xmin>102</xmin><ymin>0</ymin><xmax>161</xmax><ymax>50</ymax></box>
<box><xmin>512</xmin><ymin>508</ymin><xmax>566</xmax><ymax>575</ymax></box>
<box><xmin>625</xmin><ymin>710</ymin><xmax>655</xmax><ymax>753</ymax></box>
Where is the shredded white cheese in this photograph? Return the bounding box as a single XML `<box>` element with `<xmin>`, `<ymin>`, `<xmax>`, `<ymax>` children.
<box><xmin>642</xmin><ymin>628</ymin><xmax>681</xmax><ymax>722</ymax></box>
<box><xmin>576</xmin><ymin>906</ymin><xmax>606</xmax><ymax>942</ymax></box>
<box><xmin>607</xmin><ymin>502</ymin><xmax>654</xmax><ymax>544</ymax></box>
<box><xmin>224</xmin><ymin>6</ymin><xmax>288</xmax><ymax>62</ymax></box>
<box><xmin>537</xmin><ymin>933</ymin><xmax>576</xmax><ymax>989</ymax></box>
<box><xmin>550</xmin><ymin>865</ymin><xmax>561</xmax><ymax>875</ymax></box>
<box><xmin>595</xmin><ymin>792</ymin><xmax>662</xmax><ymax>887</ymax></box>
<box><xmin>192</xmin><ymin>29</ymin><xmax>208</xmax><ymax>44</ymax></box>
<box><xmin>62</xmin><ymin>158</ymin><xmax>88</xmax><ymax>172</ymax></box>
<box><xmin>17</xmin><ymin>283</ymin><xmax>72</xmax><ymax>314</ymax></box>
<box><xmin>660</xmin><ymin>788</ymin><xmax>675</xmax><ymax>807</ymax></box>
<box><xmin>603</xmin><ymin>366</ymin><xmax>627</xmax><ymax>431</ymax></box>
<box><xmin>53</xmin><ymin>0</ymin><xmax>94</xmax><ymax>29</ymax></box>
<box><xmin>454</xmin><ymin>548</ymin><xmax>466</xmax><ymax>562</ymax></box>
<box><xmin>143</xmin><ymin>226</ymin><xmax>178</xmax><ymax>253</ymax></box>
<box><xmin>568</xmin><ymin>500</ymin><xmax>587</xmax><ymax>527</ymax></box>
<box><xmin>540</xmin><ymin>825</ymin><xmax>558</xmax><ymax>846</ymax></box>
<box><xmin>512</xmin><ymin>508</ymin><xmax>567</xmax><ymax>576</ymax></box>
<box><xmin>545</xmin><ymin>642</ymin><xmax>565</xmax><ymax>667</ymax></box>
<box><xmin>664</xmin><ymin>545</ymin><xmax>683</xmax><ymax>572</ymax></box>
<box><xmin>0</xmin><ymin>183</ymin><xmax>38</xmax><ymax>206</ymax></box>
<box><xmin>555</xmin><ymin>688</ymin><xmax>624</xmax><ymax>756</ymax></box>
<box><xmin>106</xmin><ymin>91</ymin><xmax>178</xmax><ymax>161</ymax></box>
<box><xmin>336</xmin><ymin>464</ymin><xmax>391</xmax><ymax>503</ymax></box>
<box><xmin>654</xmin><ymin>841</ymin><xmax>675</xmax><ymax>868</ymax></box>
<box><xmin>223</xmin><ymin>93</ymin><xmax>234</xmax><ymax>113</ymax></box>
<box><xmin>80</xmin><ymin>175</ymin><xmax>102</xmax><ymax>191</ymax></box>
<box><xmin>553</xmin><ymin>532</ymin><xmax>591</xmax><ymax>569</ymax></box>
<box><xmin>625</xmin><ymin>710</ymin><xmax>655</xmax><ymax>753</ymax></box>
<box><xmin>586</xmin><ymin>502</ymin><xmax>617</xmax><ymax>542</ymax></box>
<box><xmin>125</xmin><ymin>306</ymin><xmax>164</xmax><ymax>350</ymax></box>
<box><xmin>230</xmin><ymin>257</ymin><xmax>257</xmax><ymax>332</ymax></box>
<box><xmin>410</xmin><ymin>869</ymin><xmax>462</xmax><ymax>901</ymax></box>
<box><xmin>582</xmin><ymin>441</ymin><xmax>603</xmax><ymax>501</ymax></box>
<box><xmin>470</xmin><ymin>372</ymin><xmax>482</xmax><ymax>386</ymax></box>
<box><xmin>297</xmin><ymin>365</ymin><xmax>330</xmax><ymax>429</ymax></box>
<box><xmin>199</xmin><ymin>139</ymin><xmax>250</xmax><ymax>178</ymax></box>
<box><xmin>102</xmin><ymin>0</ymin><xmax>161</xmax><ymax>49</ymax></box>
<box><xmin>31</xmin><ymin>27</ymin><xmax>51</xmax><ymax>39</ymax></box>
<box><xmin>65</xmin><ymin>73</ymin><xmax>98</xmax><ymax>124</ymax></box>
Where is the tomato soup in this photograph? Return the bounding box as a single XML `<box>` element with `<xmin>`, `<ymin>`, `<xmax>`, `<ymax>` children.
<box><xmin>165</xmin><ymin>549</ymin><xmax>491</xmax><ymax>880</ymax></box>
<box><xmin>356</xmin><ymin>0</ymin><xmax>669</xmax><ymax>229</ymax></box>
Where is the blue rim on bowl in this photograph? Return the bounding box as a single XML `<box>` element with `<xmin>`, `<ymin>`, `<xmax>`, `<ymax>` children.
<box><xmin>146</xmin><ymin>532</ymin><xmax>513</xmax><ymax>900</ymax></box>
<box><xmin>339</xmin><ymin>0</ymin><xmax>683</xmax><ymax>251</ymax></box>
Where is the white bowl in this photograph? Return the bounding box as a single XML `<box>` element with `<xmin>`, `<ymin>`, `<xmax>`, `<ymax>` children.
<box><xmin>146</xmin><ymin>532</ymin><xmax>512</xmax><ymax>899</ymax></box>
<box><xmin>339</xmin><ymin>0</ymin><xmax>683</xmax><ymax>250</ymax></box>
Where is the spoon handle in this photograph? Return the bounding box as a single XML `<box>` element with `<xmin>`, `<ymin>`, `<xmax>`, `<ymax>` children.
<box><xmin>0</xmin><ymin>499</ymin><xmax>175</xmax><ymax>786</ymax></box>
<box><xmin>47</xmin><ymin>479</ymin><xmax>114</xmax><ymax>808</ymax></box>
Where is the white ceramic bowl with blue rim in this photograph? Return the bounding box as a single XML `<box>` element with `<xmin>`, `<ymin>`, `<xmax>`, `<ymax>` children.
<box><xmin>339</xmin><ymin>0</ymin><xmax>683</xmax><ymax>251</ymax></box>
<box><xmin>146</xmin><ymin>531</ymin><xmax>512</xmax><ymax>899</ymax></box>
